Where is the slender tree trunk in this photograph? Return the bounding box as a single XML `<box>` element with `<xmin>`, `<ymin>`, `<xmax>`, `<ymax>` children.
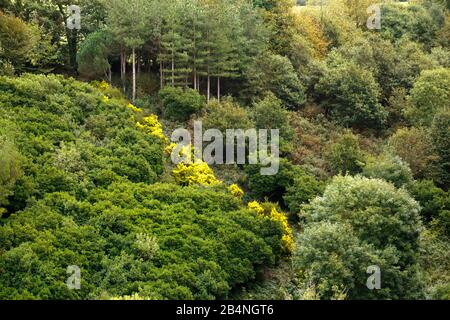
<box><xmin>121</xmin><ymin>45</ymin><xmax>126</xmax><ymax>93</ymax></box>
<box><xmin>137</xmin><ymin>53</ymin><xmax>141</xmax><ymax>76</ymax></box>
<box><xmin>132</xmin><ymin>47</ymin><xmax>136</xmax><ymax>103</ymax></box>
<box><xmin>193</xmin><ymin>18</ymin><xmax>197</xmax><ymax>91</ymax></box>
<box><xmin>108</xmin><ymin>66</ymin><xmax>112</xmax><ymax>85</ymax></box>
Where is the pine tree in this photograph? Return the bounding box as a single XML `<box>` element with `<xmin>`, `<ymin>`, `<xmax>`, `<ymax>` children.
<box><xmin>107</xmin><ymin>0</ymin><xmax>153</xmax><ymax>101</ymax></box>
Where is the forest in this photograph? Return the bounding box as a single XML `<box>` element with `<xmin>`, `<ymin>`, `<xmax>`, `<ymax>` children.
<box><xmin>0</xmin><ymin>0</ymin><xmax>449</xmax><ymax>300</ymax></box>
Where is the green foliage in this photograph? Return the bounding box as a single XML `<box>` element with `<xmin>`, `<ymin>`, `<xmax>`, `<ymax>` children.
<box><xmin>244</xmin><ymin>52</ymin><xmax>306</xmax><ymax>109</ymax></box>
<box><xmin>296</xmin><ymin>175</ymin><xmax>424</xmax><ymax>299</ymax></box>
<box><xmin>410</xmin><ymin>180</ymin><xmax>449</xmax><ymax>231</ymax></box>
<box><xmin>420</xmin><ymin>228</ymin><xmax>450</xmax><ymax>299</ymax></box>
<box><xmin>324</xmin><ymin>130</ymin><xmax>366</xmax><ymax>175</ymax></box>
<box><xmin>431</xmin><ymin>109</ymin><xmax>450</xmax><ymax>190</ymax></box>
<box><xmin>316</xmin><ymin>57</ymin><xmax>386</xmax><ymax>129</ymax></box>
<box><xmin>0</xmin><ymin>11</ymin><xmax>39</xmax><ymax>73</ymax></box>
<box><xmin>77</xmin><ymin>29</ymin><xmax>116</xmax><ymax>80</ymax></box>
<box><xmin>283</xmin><ymin>171</ymin><xmax>324</xmax><ymax>215</ymax></box>
<box><xmin>245</xmin><ymin>158</ymin><xmax>303</xmax><ymax>202</ymax></box>
<box><xmin>0</xmin><ymin>182</ymin><xmax>285</xmax><ymax>299</ymax></box>
<box><xmin>388</xmin><ymin>127</ymin><xmax>438</xmax><ymax>180</ymax></box>
<box><xmin>0</xmin><ymin>74</ymin><xmax>164</xmax><ymax>212</ymax></box>
<box><xmin>0</xmin><ymin>137</ymin><xmax>22</xmax><ymax>213</ymax></box>
<box><xmin>362</xmin><ymin>151</ymin><xmax>414</xmax><ymax>189</ymax></box>
<box><xmin>202</xmin><ymin>98</ymin><xmax>254</xmax><ymax>132</ymax></box>
<box><xmin>407</xmin><ymin>68</ymin><xmax>450</xmax><ymax>126</ymax></box>
<box><xmin>252</xmin><ymin>93</ymin><xmax>294</xmax><ymax>153</ymax></box>
<box><xmin>0</xmin><ymin>73</ymin><xmax>288</xmax><ymax>300</ymax></box>
<box><xmin>381</xmin><ymin>3</ymin><xmax>444</xmax><ymax>48</ymax></box>
<box><xmin>159</xmin><ymin>86</ymin><xmax>205</xmax><ymax>122</ymax></box>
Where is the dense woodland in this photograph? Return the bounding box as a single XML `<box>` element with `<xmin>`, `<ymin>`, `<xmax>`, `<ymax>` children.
<box><xmin>0</xmin><ymin>0</ymin><xmax>449</xmax><ymax>300</ymax></box>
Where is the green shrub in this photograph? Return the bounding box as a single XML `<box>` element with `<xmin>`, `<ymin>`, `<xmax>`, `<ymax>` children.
<box><xmin>159</xmin><ymin>86</ymin><xmax>205</xmax><ymax>122</ymax></box>
<box><xmin>324</xmin><ymin>130</ymin><xmax>366</xmax><ymax>175</ymax></box>
<box><xmin>362</xmin><ymin>151</ymin><xmax>414</xmax><ymax>188</ymax></box>
<box><xmin>202</xmin><ymin>97</ymin><xmax>254</xmax><ymax>132</ymax></box>
<box><xmin>245</xmin><ymin>158</ymin><xmax>303</xmax><ymax>202</ymax></box>
<box><xmin>296</xmin><ymin>175</ymin><xmax>424</xmax><ymax>299</ymax></box>
<box><xmin>252</xmin><ymin>93</ymin><xmax>294</xmax><ymax>153</ymax></box>
<box><xmin>315</xmin><ymin>58</ymin><xmax>387</xmax><ymax>129</ymax></box>
<box><xmin>431</xmin><ymin>109</ymin><xmax>450</xmax><ymax>189</ymax></box>
<box><xmin>283</xmin><ymin>172</ymin><xmax>324</xmax><ymax>215</ymax></box>
<box><xmin>406</xmin><ymin>68</ymin><xmax>450</xmax><ymax>126</ymax></box>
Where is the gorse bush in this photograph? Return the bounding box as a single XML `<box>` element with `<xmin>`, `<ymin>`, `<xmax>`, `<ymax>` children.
<box><xmin>0</xmin><ymin>74</ymin><xmax>287</xmax><ymax>299</ymax></box>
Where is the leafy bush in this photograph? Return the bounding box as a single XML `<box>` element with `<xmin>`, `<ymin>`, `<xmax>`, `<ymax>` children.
<box><xmin>0</xmin><ymin>182</ymin><xmax>285</xmax><ymax>299</ymax></box>
<box><xmin>362</xmin><ymin>151</ymin><xmax>414</xmax><ymax>188</ymax></box>
<box><xmin>410</xmin><ymin>179</ymin><xmax>449</xmax><ymax>235</ymax></box>
<box><xmin>388</xmin><ymin>127</ymin><xmax>438</xmax><ymax>179</ymax></box>
<box><xmin>244</xmin><ymin>52</ymin><xmax>306</xmax><ymax>109</ymax></box>
<box><xmin>324</xmin><ymin>130</ymin><xmax>366</xmax><ymax>175</ymax></box>
<box><xmin>283</xmin><ymin>171</ymin><xmax>325</xmax><ymax>215</ymax></box>
<box><xmin>201</xmin><ymin>98</ymin><xmax>254</xmax><ymax>132</ymax></box>
<box><xmin>315</xmin><ymin>58</ymin><xmax>387</xmax><ymax>129</ymax></box>
<box><xmin>245</xmin><ymin>158</ymin><xmax>303</xmax><ymax>202</ymax></box>
<box><xmin>430</xmin><ymin>109</ymin><xmax>450</xmax><ymax>189</ymax></box>
<box><xmin>252</xmin><ymin>93</ymin><xmax>294</xmax><ymax>153</ymax></box>
<box><xmin>406</xmin><ymin>68</ymin><xmax>450</xmax><ymax>126</ymax></box>
<box><xmin>159</xmin><ymin>86</ymin><xmax>205</xmax><ymax>122</ymax></box>
<box><xmin>296</xmin><ymin>176</ymin><xmax>424</xmax><ymax>299</ymax></box>
<box><xmin>0</xmin><ymin>137</ymin><xmax>22</xmax><ymax>213</ymax></box>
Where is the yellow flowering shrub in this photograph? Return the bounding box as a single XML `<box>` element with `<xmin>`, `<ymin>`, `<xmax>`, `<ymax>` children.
<box><xmin>247</xmin><ymin>201</ymin><xmax>294</xmax><ymax>254</ymax></box>
<box><xmin>228</xmin><ymin>184</ymin><xmax>244</xmax><ymax>199</ymax></box>
<box><xmin>270</xmin><ymin>207</ymin><xmax>294</xmax><ymax>254</ymax></box>
<box><xmin>136</xmin><ymin>114</ymin><xmax>167</xmax><ymax>142</ymax></box>
<box><xmin>127</xmin><ymin>103</ymin><xmax>143</xmax><ymax>113</ymax></box>
<box><xmin>98</xmin><ymin>80</ymin><xmax>110</xmax><ymax>91</ymax></box>
<box><xmin>172</xmin><ymin>159</ymin><xmax>221</xmax><ymax>186</ymax></box>
<box><xmin>248</xmin><ymin>201</ymin><xmax>264</xmax><ymax>215</ymax></box>
<box><xmin>102</xmin><ymin>95</ymin><xmax>110</xmax><ymax>103</ymax></box>
<box><xmin>164</xmin><ymin>142</ymin><xmax>178</xmax><ymax>156</ymax></box>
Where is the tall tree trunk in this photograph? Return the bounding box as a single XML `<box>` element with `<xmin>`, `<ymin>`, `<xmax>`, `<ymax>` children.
<box><xmin>121</xmin><ymin>45</ymin><xmax>126</xmax><ymax>93</ymax></box>
<box><xmin>158</xmin><ymin>38</ymin><xmax>164</xmax><ymax>89</ymax></box>
<box><xmin>132</xmin><ymin>47</ymin><xmax>136</xmax><ymax>103</ymax></box>
<box><xmin>193</xmin><ymin>18</ymin><xmax>197</xmax><ymax>91</ymax></box>
<box><xmin>108</xmin><ymin>66</ymin><xmax>112</xmax><ymax>85</ymax></box>
<box><xmin>137</xmin><ymin>53</ymin><xmax>141</xmax><ymax>76</ymax></box>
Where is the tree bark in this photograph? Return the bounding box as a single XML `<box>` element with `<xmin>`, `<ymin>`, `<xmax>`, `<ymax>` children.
<box><xmin>120</xmin><ymin>45</ymin><xmax>126</xmax><ymax>93</ymax></box>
